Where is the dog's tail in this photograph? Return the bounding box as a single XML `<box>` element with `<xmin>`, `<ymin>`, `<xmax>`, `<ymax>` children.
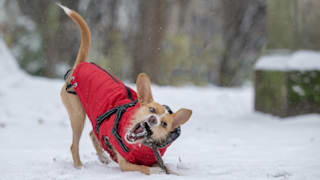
<box><xmin>58</xmin><ymin>4</ymin><xmax>91</xmax><ymax>69</ymax></box>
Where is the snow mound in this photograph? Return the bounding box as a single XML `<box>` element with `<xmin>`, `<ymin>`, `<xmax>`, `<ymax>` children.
<box><xmin>0</xmin><ymin>38</ymin><xmax>21</xmax><ymax>76</ymax></box>
<box><xmin>255</xmin><ymin>51</ymin><xmax>320</xmax><ymax>71</ymax></box>
<box><xmin>0</xmin><ymin>38</ymin><xmax>28</xmax><ymax>86</ymax></box>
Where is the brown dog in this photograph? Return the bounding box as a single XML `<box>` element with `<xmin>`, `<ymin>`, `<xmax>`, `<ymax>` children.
<box><xmin>59</xmin><ymin>5</ymin><xmax>192</xmax><ymax>175</ymax></box>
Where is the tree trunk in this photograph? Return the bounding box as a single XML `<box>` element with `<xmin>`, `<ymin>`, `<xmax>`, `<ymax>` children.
<box><xmin>131</xmin><ymin>0</ymin><xmax>169</xmax><ymax>84</ymax></box>
<box><xmin>218</xmin><ymin>0</ymin><xmax>266</xmax><ymax>86</ymax></box>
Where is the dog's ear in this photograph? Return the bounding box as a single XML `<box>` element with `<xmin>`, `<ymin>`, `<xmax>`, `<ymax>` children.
<box><xmin>172</xmin><ymin>108</ymin><xmax>192</xmax><ymax>130</ymax></box>
<box><xmin>136</xmin><ymin>73</ymin><xmax>153</xmax><ymax>105</ymax></box>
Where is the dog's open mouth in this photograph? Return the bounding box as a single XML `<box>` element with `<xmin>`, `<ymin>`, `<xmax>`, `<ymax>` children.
<box><xmin>126</xmin><ymin>122</ymin><xmax>151</xmax><ymax>143</ymax></box>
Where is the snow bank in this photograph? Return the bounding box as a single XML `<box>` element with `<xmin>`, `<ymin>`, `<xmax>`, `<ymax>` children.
<box><xmin>0</xmin><ymin>38</ymin><xmax>26</xmax><ymax>85</ymax></box>
<box><xmin>255</xmin><ymin>51</ymin><xmax>320</xmax><ymax>71</ymax></box>
<box><xmin>0</xmin><ymin>39</ymin><xmax>20</xmax><ymax>75</ymax></box>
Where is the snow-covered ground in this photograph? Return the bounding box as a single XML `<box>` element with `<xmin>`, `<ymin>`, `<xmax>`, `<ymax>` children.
<box><xmin>1</xmin><ymin>41</ymin><xmax>320</xmax><ymax>180</ymax></box>
<box><xmin>255</xmin><ymin>50</ymin><xmax>320</xmax><ymax>71</ymax></box>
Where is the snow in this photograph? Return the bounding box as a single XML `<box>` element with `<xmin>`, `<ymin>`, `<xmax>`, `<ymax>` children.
<box><xmin>1</xmin><ymin>42</ymin><xmax>320</xmax><ymax>180</ymax></box>
<box><xmin>0</xmin><ymin>39</ymin><xmax>21</xmax><ymax>77</ymax></box>
<box><xmin>292</xmin><ymin>86</ymin><xmax>305</xmax><ymax>96</ymax></box>
<box><xmin>0</xmin><ymin>38</ymin><xmax>27</xmax><ymax>86</ymax></box>
<box><xmin>255</xmin><ymin>51</ymin><xmax>320</xmax><ymax>71</ymax></box>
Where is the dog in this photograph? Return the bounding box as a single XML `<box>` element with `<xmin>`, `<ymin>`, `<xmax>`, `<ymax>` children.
<box><xmin>58</xmin><ymin>4</ymin><xmax>192</xmax><ymax>175</ymax></box>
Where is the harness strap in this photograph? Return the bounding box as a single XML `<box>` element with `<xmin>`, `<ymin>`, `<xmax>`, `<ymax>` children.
<box><xmin>64</xmin><ymin>69</ymin><xmax>77</xmax><ymax>95</ymax></box>
<box><xmin>64</xmin><ymin>69</ymin><xmax>72</xmax><ymax>81</ymax></box>
<box><xmin>96</xmin><ymin>100</ymin><xmax>138</xmax><ymax>153</ymax></box>
<box><xmin>125</xmin><ymin>86</ymin><xmax>134</xmax><ymax>101</ymax></box>
<box><xmin>162</xmin><ymin>105</ymin><xmax>173</xmax><ymax>114</ymax></box>
<box><xmin>65</xmin><ymin>83</ymin><xmax>77</xmax><ymax>95</ymax></box>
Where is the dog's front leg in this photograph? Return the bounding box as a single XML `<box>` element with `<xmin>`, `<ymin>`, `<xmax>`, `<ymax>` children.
<box><xmin>116</xmin><ymin>153</ymin><xmax>151</xmax><ymax>175</ymax></box>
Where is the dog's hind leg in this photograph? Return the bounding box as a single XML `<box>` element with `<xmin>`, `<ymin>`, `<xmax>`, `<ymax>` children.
<box><xmin>89</xmin><ymin>131</ymin><xmax>110</xmax><ymax>164</ymax></box>
<box><xmin>61</xmin><ymin>84</ymin><xmax>86</xmax><ymax>168</ymax></box>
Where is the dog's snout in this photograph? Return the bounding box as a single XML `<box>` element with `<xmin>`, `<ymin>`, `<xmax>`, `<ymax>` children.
<box><xmin>148</xmin><ymin>115</ymin><xmax>158</xmax><ymax>126</ymax></box>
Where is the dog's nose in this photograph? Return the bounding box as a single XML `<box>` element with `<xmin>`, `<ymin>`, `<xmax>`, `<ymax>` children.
<box><xmin>148</xmin><ymin>115</ymin><xmax>158</xmax><ymax>126</ymax></box>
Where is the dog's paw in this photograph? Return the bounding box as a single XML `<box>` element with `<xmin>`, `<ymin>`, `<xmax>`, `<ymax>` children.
<box><xmin>73</xmin><ymin>162</ymin><xmax>83</xmax><ymax>169</ymax></box>
<box><xmin>149</xmin><ymin>167</ymin><xmax>166</xmax><ymax>174</ymax></box>
<box><xmin>98</xmin><ymin>153</ymin><xmax>111</xmax><ymax>164</ymax></box>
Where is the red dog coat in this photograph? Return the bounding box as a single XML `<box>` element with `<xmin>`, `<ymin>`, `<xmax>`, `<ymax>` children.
<box><xmin>71</xmin><ymin>62</ymin><xmax>167</xmax><ymax>166</ymax></box>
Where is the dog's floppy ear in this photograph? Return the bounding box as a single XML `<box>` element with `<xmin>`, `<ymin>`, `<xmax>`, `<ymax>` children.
<box><xmin>136</xmin><ymin>73</ymin><xmax>153</xmax><ymax>105</ymax></box>
<box><xmin>172</xmin><ymin>108</ymin><xmax>192</xmax><ymax>130</ymax></box>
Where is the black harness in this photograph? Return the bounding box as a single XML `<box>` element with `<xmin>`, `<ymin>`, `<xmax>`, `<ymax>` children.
<box><xmin>96</xmin><ymin>100</ymin><xmax>138</xmax><ymax>153</ymax></box>
<box><xmin>63</xmin><ymin>69</ymin><xmax>77</xmax><ymax>95</ymax></box>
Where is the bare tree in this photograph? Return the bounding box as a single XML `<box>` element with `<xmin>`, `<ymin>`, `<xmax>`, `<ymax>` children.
<box><xmin>218</xmin><ymin>0</ymin><xmax>266</xmax><ymax>86</ymax></box>
<box><xmin>131</xmin><ymin>0</ymin><xmax>169</xmax><ymax>84</ymax></box>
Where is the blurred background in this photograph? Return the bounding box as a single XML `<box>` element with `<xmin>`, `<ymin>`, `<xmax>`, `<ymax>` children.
<box><xmin>1</xmin><ymin>1</ymin><xmax>320</xmax><ymax>179</ymax></box>
<box><xmin>1</xmin><ymin>0</ymin><xmax>320</xmax><ymax>86</ymax></box>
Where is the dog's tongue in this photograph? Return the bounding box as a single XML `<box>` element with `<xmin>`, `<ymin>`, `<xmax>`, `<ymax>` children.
<box><xmin>134</xmin><ymin>125</ymin><xmax>143</xmax><ymax>134</ymax></box>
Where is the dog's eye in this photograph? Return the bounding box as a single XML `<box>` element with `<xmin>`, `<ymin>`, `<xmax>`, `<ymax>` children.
<box><xmin>149</xmin><ymin>107</ymin><xmax>156</xmax><ymax>113</ymax></box>
<box><xmin>161</xmin><ymin>121</ymin><xmax>167</xmax><ymax>128</ymax></box>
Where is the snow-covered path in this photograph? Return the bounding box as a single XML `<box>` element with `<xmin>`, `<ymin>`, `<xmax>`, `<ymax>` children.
<box><xmin>1</xmin><ymin>40</ymin><xmax>320</xmax><ymax>180</ymax></box>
